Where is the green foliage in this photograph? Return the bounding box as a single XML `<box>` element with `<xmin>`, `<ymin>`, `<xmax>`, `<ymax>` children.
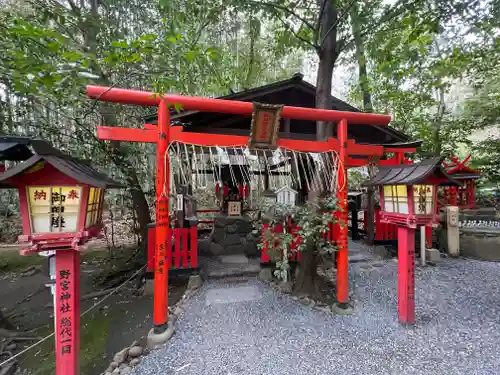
<box><xmin>259</xmin><ymin>196</ymin><xmax>340</xmax><ymax>280</ymax></box>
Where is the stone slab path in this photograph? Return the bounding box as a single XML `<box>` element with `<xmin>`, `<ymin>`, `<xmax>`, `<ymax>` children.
<box><xmin>133</xmin><ymin>257</ymin><xmax>500</xmax><ymax>375</ymax></box>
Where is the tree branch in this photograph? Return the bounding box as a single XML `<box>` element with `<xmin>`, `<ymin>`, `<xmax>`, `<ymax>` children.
<box><xmin>248</xmin><ymin>0</ymin><xmax>316</xmax><ymax>31</ymax></box>
<box><xmin>313</xmin><ymin>0</ymin><xmax>329</xmax><ymax>45</ymax></box>
<box><xmin>275</xmin><ymin>12</ymin><xmax>319</xmax><ymax>50</ymax></box>
<box><xmin>338</xmin><ymin>0</ymin><xmax>424</xmax><ymax>53</ymax></box>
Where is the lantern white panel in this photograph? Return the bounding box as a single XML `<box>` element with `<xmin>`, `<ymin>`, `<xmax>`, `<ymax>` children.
<box><xmin>385</xmin><ymin>201</ymin><xmax>394</xmax><ymax>212</ymax></box>
<box><xmin>32</xmin><ymin>215</ymin><xmax>51</xmax><ymax>233</ymax></box>
<box><xmin>61</xmin><ymin>214</ymin><xmax>78</xmax><ymax>232</ymax></box>
<box><xmin>398</xmin><ymin>202</ymin><xmax>409</xmax><ymax>214</ymax></box>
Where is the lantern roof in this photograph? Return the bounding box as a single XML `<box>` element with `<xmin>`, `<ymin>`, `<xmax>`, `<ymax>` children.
<box><xmin>0</xmin><ymin>139</ymin><xmax>123</xmax><ymax>188</ymax></box>
<box><xmin>363</xmin><ymin>157</ymin><xmax>462</xmax><ymax>187</ymax></box>
<box><xmin>443</xmin><ymin>155</ymin><xmax>481</xmax><ymax>180</ymax></box>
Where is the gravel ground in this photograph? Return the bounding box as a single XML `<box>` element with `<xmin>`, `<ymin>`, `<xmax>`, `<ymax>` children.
<box><xmin>133</xmin><ymin>257</ymin><xmax>500</xmax><ymax>375</ymax></box>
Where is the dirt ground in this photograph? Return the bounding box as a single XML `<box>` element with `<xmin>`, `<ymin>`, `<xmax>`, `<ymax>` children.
<box><xmin>0</xmin><ymin>245</ymin><xmax>187</xmax><ymax>375</ymax></box>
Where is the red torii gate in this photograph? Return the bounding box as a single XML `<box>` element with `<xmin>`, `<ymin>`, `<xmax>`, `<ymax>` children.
<box><xmin>86</xmin><ymin>85</ymin><xmax>413</xmax><ymax>334</ymax></box>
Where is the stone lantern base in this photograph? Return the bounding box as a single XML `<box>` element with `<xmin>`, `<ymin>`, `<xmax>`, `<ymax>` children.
<box><xmin>208</xmin><ymin>214</ymin><xmax>259</xmax><ymax>257</ymax></box>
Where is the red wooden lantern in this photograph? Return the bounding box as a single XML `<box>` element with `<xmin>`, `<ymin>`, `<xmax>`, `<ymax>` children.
<box><xmin>0</xmin><ymin>139</ymin><xmax>121</xmax><ymax>375</ymax></box>
<box><xmin>364</xmin><ymin>157</ymin><xmax>461</xmax><ymax>325</ymax></box>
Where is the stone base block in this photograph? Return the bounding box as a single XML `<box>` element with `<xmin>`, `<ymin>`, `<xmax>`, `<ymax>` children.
<box><xmin>147</xmin><ymin>323</ymin><xmax>175</xmax><ymax>350</ymax></box>
<box><xmin>425</xmin><ymin>248</ymin><xmax>441</xmax><ymax>263</ymax></box>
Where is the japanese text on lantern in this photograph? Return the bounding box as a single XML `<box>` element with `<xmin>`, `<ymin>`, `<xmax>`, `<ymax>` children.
<box><xmin>58</xmin><ymin>269</ymin><xmax>73</xmax><ymax>355</ymax></box>
<box><xmin>27</xmin><ymin>186</ymin><xmax>81</xmax><ymax>233</ymax></box>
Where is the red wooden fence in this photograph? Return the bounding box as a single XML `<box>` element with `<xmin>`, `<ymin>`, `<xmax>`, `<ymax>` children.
<box><xmin>260</xmin><ymin>222</ymin><xmax>303</xmax><ymax>263</ymax></box>
<box><xmin>363</xmin><ymin>209</ymin><xmax>398</xmax><ymax>241</ymax></box>
<box><xmin>147</xmin><ymin>226</ymin><xmax>198</xmax><ymax>272</ymax></box>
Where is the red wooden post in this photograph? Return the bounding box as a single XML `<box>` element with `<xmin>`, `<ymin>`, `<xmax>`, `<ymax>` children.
<box><xmin>397</xmin><ymin>226</ymin><xmax>415</xmax><ymax>324</ymax></box>
<box><xmin>190</xmin><ymin>225</ymin><xmax>198</xmax><ymax>268</ymax></box>
<box><xmin>153</xmin><ymin>100</ymin><xmax>170</xmax><ymax>331</ymax></box>
<box><xmin>55</xmin><ymin>249</ymin><xmax>81</xmax><ymax>375</ymax></box>
<box><xmin>336</xmin><ymin>119</ymin><xmax>349</xmax><ymax>306</ymax></box>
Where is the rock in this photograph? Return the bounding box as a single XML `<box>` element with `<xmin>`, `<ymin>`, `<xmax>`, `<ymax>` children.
<box><xmin>197</xmin><ymin>238</ymin><xmax>211</xmax><ymax>256</ymax></box>
<box><xmin>258</xmin><ymin>268</ymin><xmax>273</xmax><ymax>281</ymax></box>
<box><xmin>128</xmin><ymin>346</ymin><xmax>143</xmax><ymax>358</ymax></box>
<box><xmin>315</xmin><ymin>306</ymin><xmax>331</xmax><ymax>314</ymax></box>
<box><xmin>187</xmin><ymin>274</ymin><xmax>202</xmax><ymax>290</ymax></box>
<box><xmin>147</xmin><ymin>325</ymin><xmax>175</xmax><ymax>350</ymax></box>
<box><xmin>209</xmin><ymin>242</ymin><xmax>224</xmax><ymax>256</ymax></box>
<box><xmin>374</xmin><ymin>245</ymin><xmax>389</xmax><ymax>258</ymax></box>
<box><xmin>224</xmin><ymin>233</ymin><xmax>243</xmax><ymax>246</ymax></box>
<box><xmin>129</xmin><ymin>340</ymin><xmax>140</xmax><ymax>348</ymax></box>
<box><xmin>119</xmin><ymin>363</ymin><xmax>128</xmax><ymax>370</ymax></box>
<box><xmin>105</xmin><ymin>367</ymin><xmax>113</xmax><ymax>373</ymax></box>
<box><xmin>121</xmin><ymin>366</ymin><xmax>132</xmax><ymax>374</ymax></box>
<box><xmin>113</xmin><ymin>348</ymin><xmax>128</xmax><ymax>364</ymax></box>
<box><xmin>309</xmin><ymin>300</ymin><xmax>316</xmax><ymax>308</ymax></box>
<box><xmin>109</xmin><ymin>362</ymin><xmax>119</xmax><ymax>369</ymax></box>
<box><xmin>104</xmin><ymin>372</ymin><xmax>112</xmax><ymax>375</ymax></box>
<box><xmin>278</xmin><ymin>282</ymin><xmax>292</xmax><ymax>294</ymax></box>
<box><xmin>210</xmin><ymin>227</ymin><xmax>226</xmax><ymax>244</ymax></box>
<box><xmin>226</xmin><ymin>223</ymin><xmax>239</xmax><ymax>234</ymax></box>
<box><xmin>129</xmin><ymin>358</ymin><xmax>141</xmax><ymax>366</ymax></box>
<box><xmin>112</xmin><ymin>368</ymin><xmax>121</xmax><ymax>374</ymax></box>
<box><xmin>291</xmin><ymin>295</ymin><xmax>299</xmax><ymax>301</ymax></box>
<box><xmin>174</xmin><ymin>306</ymin><xmax>183</xmax><ymax>316</ymax></box>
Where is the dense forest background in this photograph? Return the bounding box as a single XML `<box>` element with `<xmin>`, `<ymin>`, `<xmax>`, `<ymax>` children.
<box><xmin>0</xmin><ymin>0</ymin><xmax>499</xmax><ymax>243</ymax></box>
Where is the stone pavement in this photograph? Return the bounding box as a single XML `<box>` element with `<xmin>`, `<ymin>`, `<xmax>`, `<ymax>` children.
<box><xmin>132</xmin><ymin>255</ymin><xmax>500</xmax><ymax>375</ymax></box>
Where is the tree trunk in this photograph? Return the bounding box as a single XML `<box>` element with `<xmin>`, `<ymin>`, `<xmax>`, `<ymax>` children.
<box><xmin>81</xmin><ymin>0</ymin><xmax>151</xmax><ymax>258</ymax></box>
<box><xmin>293</xmin><ymin>236</ymin><xmax>323</xmax><ymax>299</ymax></box>
<box><xmin>315</xmin><ymin>0</ymin><xmax>338</xmax><ymax>141</ymax></box>
<box><xmin>350</xmin><ymin>2</ymin><xmax>376</xmax><ymax>244</ymax></box>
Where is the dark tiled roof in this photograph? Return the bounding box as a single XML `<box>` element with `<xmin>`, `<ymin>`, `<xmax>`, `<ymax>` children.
<box><xmin>364</xmin><ymin>157</ymin><xmax>461</xmax><ymax>186</ymax></box>
<box><xmin>0</xmin><ymin>139</ymin><xmax>123</xmax><ymax>188</ymax></box>
<box><xmin>144</xmin><ymin>73</ymin><xmax>411</xmax><ymax>144</ymax></box>
<box><xmin>0</xmin><ymin>136</ymin><xmax>33</xmax><ymax>161</ymax></box>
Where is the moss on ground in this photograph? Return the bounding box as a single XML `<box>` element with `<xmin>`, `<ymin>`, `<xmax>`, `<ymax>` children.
<box><xmin>0</xmin><ymin>251</ymin><xmax>43</xmax><ymax>272</ymax></box>
<box><xmin>20</xmin><ymin>312</ymin><xmax>111</xmax><ymax>375</ymax></box>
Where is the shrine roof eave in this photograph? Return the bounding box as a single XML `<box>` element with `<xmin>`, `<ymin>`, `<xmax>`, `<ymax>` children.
<box><xmin>0</xmin><ymin>136</ymin><xmax>33</xmax><ymax>162</ymax></box>
<box><xmin>0</xmin><ymin>140</ymin><xmax>123</xmax><ymax>189</ymax></box>
<box><xmin>363</xmin><ymin>157</ymin><xmax>462</xmax><ymax>187</ymax></box>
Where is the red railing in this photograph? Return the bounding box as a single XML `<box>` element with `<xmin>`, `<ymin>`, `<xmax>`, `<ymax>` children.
<box><xmin>147</xmin><ymin>226</ymin><xmax>198</xmax><ymax>272</ymax></box>
<box><xmin>363</xmin><ymin>209</ymin><xmax>397</xmax><ymax>241</ymax></box>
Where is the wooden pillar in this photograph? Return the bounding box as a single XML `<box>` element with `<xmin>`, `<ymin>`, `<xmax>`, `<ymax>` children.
<box><xmin>55</xmin><ymin>249</ymin><xmax>80</xmax><ymax>375</ymax></box>
<box><xmin>397</xmin><ymin>226</ymin><xmax>415</xmax><ymax>324</ymax></box>
<box><xmin>336</xmin><ymin>119</ymin><xmax>349</xmax><ymax>306</ymax></box>
<box><xmin>154</xmin><ymin>100</ymin><xmax>170</xmax><ymax>331</ymax></box>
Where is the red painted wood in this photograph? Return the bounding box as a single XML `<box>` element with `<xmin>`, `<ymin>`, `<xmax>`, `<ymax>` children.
<box><xmin>182</xmin><ymin>228</ymin><xmax>189</xmax><ymax>268</ymax></box>
<box><xmin>153</xmin><ymin>100</ymin><xmax>170</xmax><ymax>327</ymax></box>
<box><xmin>190</xmin><ymin>226</ymin><xmax>198</xmax><ymax>268</ymax></box>
<box><xmin>260</xmin><ymin>223</ymin><xmax>271</xmax><ymax>263</ymax></box>
<box><xmin>336</xmin><ymin>119</ymin><xmax>349</xmax><ymax>305</ymax></box>
<box><xmin>397</xmin><ymin>226</ymin><xmax>415</xmax><ymax>324</ymax></box>
<box><xmin>18</xmin><ymin>187</ymin><xmax>31</xmax><ymax>236</ymax></box>
<box><xmin>174</xmin><ymin>228</ymin><xmax>181</xmax><ymax>269</ymax></box>
<box><xmin>147</xmin><ymin>225</ymin><xmax>155</xmax><ymax>272</ymax></box>
<box><xmin>77</xmin><ymin>187</ymin><xmax>90</xmax><ymax>232</ymax></box>
<box><xmin>55</xmin><ymin>249</ymin><xmax>80</xmax><ymax>375</ymax></box>
<box><xmin>87</xmin><ymin>86</ymin><xmax>392</xmax><ymax>125</ymax></box>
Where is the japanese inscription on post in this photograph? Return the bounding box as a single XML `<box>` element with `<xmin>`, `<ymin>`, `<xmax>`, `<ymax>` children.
<box><xmin>58</xmin><ymin>269</ymin><xmax>72</xmax><ymax>355</ymax></box>
<box><xmin>249</xmin><ymin>102</ymin><xmax>283</xmax><ymax>149</ymax></box>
